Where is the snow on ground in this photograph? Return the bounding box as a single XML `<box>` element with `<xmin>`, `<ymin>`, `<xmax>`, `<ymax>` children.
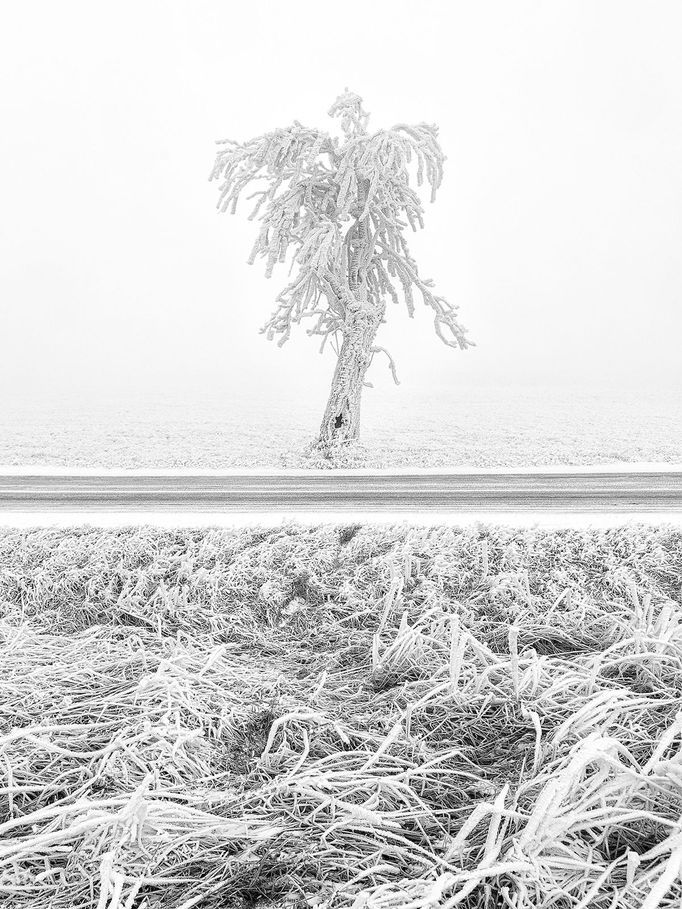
<box><xmin>3</xmin><ymin>513</ymin><xmax>682</xmax><ymax>529</ymax></box>
<box><xmin>1</xmin><ymin>383</ymin><xmax>681</xmax><ymax>470</ymax></box>
<box><xmin>1</xmin><ymin>463</ymin><xmax>681</xmax><ymax>475</ymax></box>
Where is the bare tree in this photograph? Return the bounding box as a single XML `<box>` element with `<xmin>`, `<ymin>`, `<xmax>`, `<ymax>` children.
<box><xmin>210</xmin><ymin>90</ymin><xmax>472</xmax><ymax>448</ymax></box>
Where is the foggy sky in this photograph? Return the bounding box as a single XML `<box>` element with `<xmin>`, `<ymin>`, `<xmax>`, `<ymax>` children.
<box><xmin>1</xmin><ymin>0</ymin><xmax>680</xmax><ymax>399</ymax></box>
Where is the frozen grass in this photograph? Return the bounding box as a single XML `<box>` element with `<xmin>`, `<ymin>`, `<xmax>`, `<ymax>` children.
<box><xmin>1</xmin><ymin>384</ymin><xmax>681</xmax><ymax>468</ymax></box>
<box><xmin>1</xmin><ymin>522</ymin><xmax>682</xmax><ymax>907</ymax></box>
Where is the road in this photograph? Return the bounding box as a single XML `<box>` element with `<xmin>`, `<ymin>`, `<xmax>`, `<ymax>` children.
<box><xmin>0</xmin><ymin>471</ymin><xmax>681</xmax><ymax>512</ymax></box>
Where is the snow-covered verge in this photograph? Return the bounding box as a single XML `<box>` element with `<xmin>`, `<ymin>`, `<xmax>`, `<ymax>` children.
<box><xmin>1</xmin><ymin>523</ymin><xmax>682</xmax><ymax>907</ymax></box>
<box><xmin>1</xmin><ymin>384</ymin><xmax>680</xmax><ymax>469</ymax></box>
<box><xmin>1</xmin><ymin>462</ymin><xmax>681</xmax><ymax>476</ymax></box>
<box><xmin>4</xmin><ymin>512</ymin><xmax>682</xmax><ymax>529</ymax></box>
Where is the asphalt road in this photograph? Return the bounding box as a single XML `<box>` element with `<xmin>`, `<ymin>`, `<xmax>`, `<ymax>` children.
<box><xmin>1</xmin><ymin>472</ymin><xmax>681</xmax><ymax>512</ymax></box>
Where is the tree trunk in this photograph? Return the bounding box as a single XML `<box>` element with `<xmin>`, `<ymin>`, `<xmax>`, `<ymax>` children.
<box><xmin>318</xmin><ymin>308</ymin><xmax>383</xmax><ymax>445</ymax></box>
<box><xmin>317</xmin><ymin>177</ymin><xmax>381</xmax><ymax>447</ymax></box>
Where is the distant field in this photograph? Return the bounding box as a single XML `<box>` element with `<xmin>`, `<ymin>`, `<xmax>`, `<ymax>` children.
<box><xmin>1</xmin><ymin>522</ymin><xmax>681</xmax><ymax>907</ymax></box>
<box><xmin>1</xmin><ymin>384</ymin><xmax>680</xmax><ymax>469</ymax></box>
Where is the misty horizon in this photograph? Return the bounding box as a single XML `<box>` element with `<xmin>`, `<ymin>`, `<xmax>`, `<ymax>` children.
<box><xmin>1</xmin><ymin>1</ymin><xmax>680</xmax><ymax>400</ymax></box>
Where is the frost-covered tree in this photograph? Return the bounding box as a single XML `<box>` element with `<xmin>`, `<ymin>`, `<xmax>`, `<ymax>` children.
<box><xmin>210</xmin><ymin>90</ymin><xmax>472</xmax><ymax>448</ymax></box>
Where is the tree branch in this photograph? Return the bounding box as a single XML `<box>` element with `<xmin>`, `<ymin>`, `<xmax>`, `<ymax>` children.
<box><xmin>371</xmin><ymin>346</ymin><xmax>401</xmax><ymax>385</ymax></box>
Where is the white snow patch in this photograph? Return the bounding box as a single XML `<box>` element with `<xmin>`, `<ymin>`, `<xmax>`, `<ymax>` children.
<box><xmin>2</xmin><ymin>512</ymin><xmax>681</xmax><ymax>529</ymax></box>
<box><xmin>1</xmin><ymin>462</ymin><xmax>681</xmax><ymax>477</ymax></box>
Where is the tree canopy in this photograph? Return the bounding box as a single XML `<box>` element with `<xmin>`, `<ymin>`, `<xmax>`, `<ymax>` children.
<box><xmin>210</xmin><ymin>90</ymin><xmax>472</xmax><ymax>381</ymax></box>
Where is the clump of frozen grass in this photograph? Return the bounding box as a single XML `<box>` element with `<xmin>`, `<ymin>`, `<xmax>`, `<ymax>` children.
<box><xmin>0</xmin><ymin>524</ymin><xmax>681</xmax><ymax>906</ymax></box>
<box><xmin>281</xmin><ymin>439</ymin><xmax>374</xmax><ymax>469</ymax></box>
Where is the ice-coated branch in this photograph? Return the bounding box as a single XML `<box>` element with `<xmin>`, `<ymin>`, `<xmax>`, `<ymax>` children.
<box><xmin>371</xmin><ymin>346</ymin><xmax>401</xmax><ymax>385</ymax></box>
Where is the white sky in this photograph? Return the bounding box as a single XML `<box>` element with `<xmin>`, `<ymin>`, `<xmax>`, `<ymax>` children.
<box><xmin>1</xmin><ymin>0</ymin><xmax>681</xmax><ymax>399</ymax></box>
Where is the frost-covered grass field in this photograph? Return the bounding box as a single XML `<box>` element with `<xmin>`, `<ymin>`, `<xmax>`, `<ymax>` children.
<box><xmin>1</xmin><ymin>384</ymin><xmax>681</xmax><ymax>469</ymax></box>
<box><xmin>1</xmin><ymin>522</ymin><xmax>682</xmax><ymax>907</ymax></box>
